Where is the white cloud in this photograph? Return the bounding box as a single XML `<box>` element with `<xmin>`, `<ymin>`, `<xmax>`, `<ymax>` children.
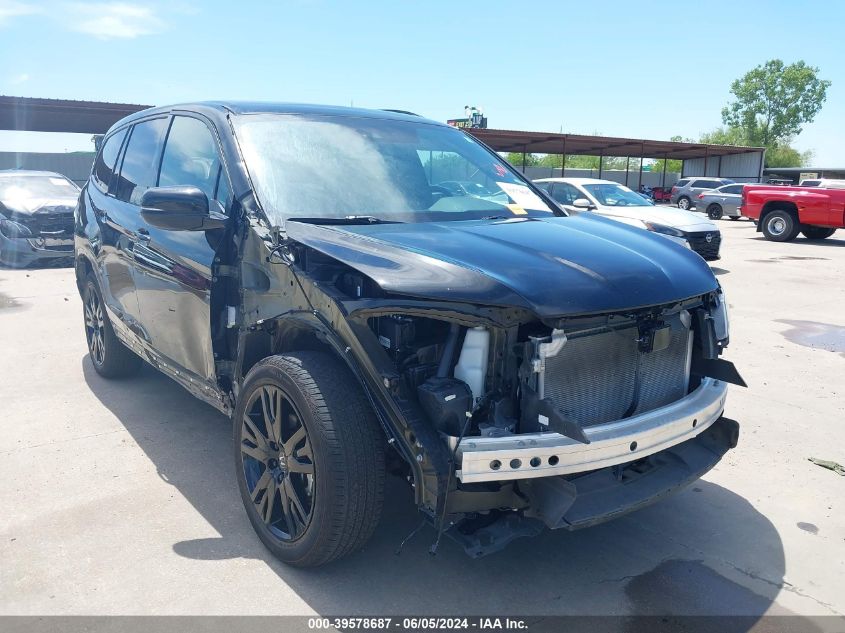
<box><xmin>67</xmin><ymin>2</ymin><xmax>165</xmax><ymax>39</ymax></box>
<box><xmin>10</xmin><ymin>72</ymin><xmax>29</xmax><ymax>84</ymax></box>
<box><xmin>0</xmin><ymin>1</ymin><xmax>40</xmax><ymax>25</ymax></box>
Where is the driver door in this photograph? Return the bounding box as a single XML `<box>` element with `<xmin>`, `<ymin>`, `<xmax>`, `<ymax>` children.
<box><xmin>132</xmin><ymin>114</ymin><xmax>231</xmax><ymax>384</ymax></box>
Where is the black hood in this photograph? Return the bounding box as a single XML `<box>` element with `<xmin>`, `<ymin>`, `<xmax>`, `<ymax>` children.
<box><xmin>285</xmin><ymin>214</ymin><xmax>719</xmax><ymax>318</ymax></box>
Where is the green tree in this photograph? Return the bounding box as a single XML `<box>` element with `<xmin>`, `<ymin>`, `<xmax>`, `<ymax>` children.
<box><xmin>765</xmin><ymin>143</ymin><xmax>813</xmax><ymax>168</ymax></box>
<box><xmin>722</xmin><ymin>59</ymin><xmax>831</xmax><ymax>147</ymax></box>
<box><xmin>699</xmin><ymin>127</ymin><xmax>748</xmax><ymax>145</ymax></box>
<box><xmin>505</xmin><ymin>152</ymin><xmax>540</xmax><ymax>167</ymax></box>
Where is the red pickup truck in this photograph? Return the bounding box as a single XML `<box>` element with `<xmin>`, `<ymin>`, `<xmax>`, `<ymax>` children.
<box><xmin>741</xmin><ymin>184</ymin><xmax>845</xmax><ymax>242</ymax></box>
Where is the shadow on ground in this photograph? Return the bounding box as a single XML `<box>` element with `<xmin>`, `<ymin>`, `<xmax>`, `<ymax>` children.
<box><xmin>750</xmin><ymin>235</ymin><xmax>845</xmax><ymax>248</ymax></box>
<box><xmin>82</xmin><ymin>357</ymin><xmax>790</xmax><ymax>619</ymax></box>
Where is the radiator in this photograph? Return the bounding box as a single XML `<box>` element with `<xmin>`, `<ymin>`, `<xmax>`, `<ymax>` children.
<box><xmin>542</xmin><ymin>313</ymin><xmax>693</xmax><ymax>428</ymax></box>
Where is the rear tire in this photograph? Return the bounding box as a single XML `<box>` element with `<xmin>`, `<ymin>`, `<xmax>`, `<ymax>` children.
<box><xmin>83</xmin><ymin>276</ymin><xmax>142</xmax><ymax>378</ymax></box>
<box><xmin>761</xmin><ymin>210</ymin><xmax>800</xmax><ymax>242</ymax></box>
<box><xmin>707</xmin><ymin>204</ymin><xmax>723</xmax><ymax>220</ymax></box>
<box><xmin>677</xmin><ymin>196</ymin><xmax>691</xmax><ymax>210</ymax></box>
<box><xmin>233</xmin><ymin>352</ymin><xmax>385</xmax><ymax>567</ymax></box>
<box><xmin>801</xmin><ymin>227</ymin><xmax>836</xmax><ymax>240</ymax></box>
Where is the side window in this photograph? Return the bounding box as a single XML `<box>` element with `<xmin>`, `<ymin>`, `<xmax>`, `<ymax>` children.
<box><xmin>549</xmin><ymin>184</ymin><xmax>571</xmax><ymax>204</ymax></box>
<box><xmin>159</xmin><ymin>116</ymin><xmax>227</xmax><ymax>204</ymax></box>
<box><xmin>723</xmin><ymin>185</ymin><xmax>742</xmax><ymax>194</ymax></box>
<box><xmin>564</xmin><ymin>183</ymin><xmax>586</xmax><ymax>203</ymax></box>
<box><xmin>92</xmin><ymin>128</ymin><xmax>127</xmax><ymax>192</ymax></box>
<box><xmin>534</xmin><ymin>182</ymin><xmax>550</xmax><ymax>192</ymax></box>
<box><xmin>675</xmin><ymin>179</ymin><xmax>690</xmax><ymax>187</ymax></box>
<box><xmin>114</xmin><ymin>117</ymin><xmax>169</xmax><ymax>205</ymax></box>
<box><xmin>551</xmin><ymin>183</ymin><xmax>583</xmax><ymax>205</ymax></box>
<box><xmin>691</xmin><ymin>179</ymin><xmax>712</xmax><ymax>189</ymax></box>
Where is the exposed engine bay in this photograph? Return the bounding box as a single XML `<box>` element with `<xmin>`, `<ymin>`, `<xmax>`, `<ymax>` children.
<box><xmin>234</xmin><ymin>229</ymin><xmax>743</xmax><ymax>557</ymax></box>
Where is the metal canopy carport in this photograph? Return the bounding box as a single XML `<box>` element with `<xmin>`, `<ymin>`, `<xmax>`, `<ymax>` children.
<box><xmin>0</xmin><ymin>95</ymin><xmax>149</xmax><ymax>134</ymax></box>
<box><xmin>465</xmin><ymin>128</ymin><xmax>766</xmax><ymax>185</ymax></box>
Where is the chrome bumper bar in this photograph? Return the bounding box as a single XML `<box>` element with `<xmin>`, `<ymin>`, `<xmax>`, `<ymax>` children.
<box><xmin>455</xmin><ymin>378</ymin><xmax>728</xmax><ymax>483</ymax></box>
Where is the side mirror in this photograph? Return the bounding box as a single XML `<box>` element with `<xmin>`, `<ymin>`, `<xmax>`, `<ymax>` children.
<box><xmin>572</xmin><ymin>198</ymin><xmax>594</xmax><ymax>209</ymax></box>
<box><xmin>140</xmin><ymin>186</ymin><xmax>226</xmax><ymax>231</ymax></box>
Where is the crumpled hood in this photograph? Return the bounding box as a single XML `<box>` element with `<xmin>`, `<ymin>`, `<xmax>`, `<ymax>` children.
<box><xmin>0</xmin><ymin>196</ymin><xmax>77</xmax><ymax>217</ymax></box>
<box><xmin>596</xmin><ymin>204</ymin><xmax>717</xmax><ymax>232</ymax></box>
<box><xmin>286</xmin><ymin>214</ymin><xmax>718</xmax><ymax>318</ymax></box>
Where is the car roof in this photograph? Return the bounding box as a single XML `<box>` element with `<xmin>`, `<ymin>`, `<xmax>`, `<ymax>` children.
<box><xmin>0</xmin><ymin>169</ymin><xmax>67</xmax><ymax>179</ymax></box>
<box><xmin>109</xmin><ymin>101</ymin><xmax>441</xmax><ymax>134</ymax></box>
<box><xmin>534</xmin><ymin>177</ymin><xmax>619</xmax><ymax>185</ymax></box>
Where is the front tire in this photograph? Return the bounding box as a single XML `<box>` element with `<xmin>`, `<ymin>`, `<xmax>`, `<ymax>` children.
<box><xmin>677</xmin><ymin>196</ymin><xmax>691</xmax><ymax>210</ymax></box>
<box><xmin>707</xmin><ymin>204</ymin><xmax>723</xmax><ymax>220</ymax></box>
<box><xmin>801</xmin><ymin>226</ymin><xmax>836</xmax><ymax>240</ymax></box>
<box><xmin>234</xmin><ymin>352</ymin><xmax>385</xmax><ymax>567</ymax></box>
<box><xmin>82</xmin><ymin>276</ymin><xmax>142</xmax><ymax>378</ymax></box>
<box><xmin>761</xmin><ymin>210</ymin><xmax>800</xmax><ymax>242</ymax></box>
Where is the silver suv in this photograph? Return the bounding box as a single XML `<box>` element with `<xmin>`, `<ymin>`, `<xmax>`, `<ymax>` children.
<box><xmin>671</xmin><ymin>177</ymin><xmax>734</xmax><ymax>210</ymax></box>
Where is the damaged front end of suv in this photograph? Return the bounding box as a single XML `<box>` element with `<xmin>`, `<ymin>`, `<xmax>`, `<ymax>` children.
<box><xmin>235</xmin><ymin>200</ymin><xmax>743</xmax><ymax>560</ymax></box>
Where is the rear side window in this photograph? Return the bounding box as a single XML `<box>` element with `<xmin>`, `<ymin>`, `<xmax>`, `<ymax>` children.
<box><xmin>691</xmin><ymin>179</ymin><xmax>717</xmax><ymax>188</ymax></box>
<box><xmin>721</xmin><ymin>184</ymin><xmax>742</xmax><ymax>194</ymax></box>
<box><xmin>92</xmin><ymin>128</ymin><xmax>127</xmax><ymax>192</ymax></box>
<box><xmin>159</xmin><ymin>116</ymin><xmax>227</xmax><ymax>204</ymax></box>
<box><xmin>675</xmin><ymin>179</ymin><xmax>690</xmax><ymax>187</ymax></box>
<box><xmin>115</xmin><ymin>118</ymin><xmax>169</xmax><ymax>205</ymax></box>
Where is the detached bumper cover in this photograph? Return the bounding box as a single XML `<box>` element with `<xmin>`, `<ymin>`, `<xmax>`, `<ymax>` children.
<box><xmin>528</xmin><ymin>416</ymin><xmax>738</xmax><ymax>530</ymax></box>
<box><xmin>456</xmin><ymin>377</ymin><xmax>728</xmax><ymax>483</ymax></box>
<box><xmin>449</xmin><ymin>416</ymin><xmax>739</xmax><ymax>556</ymax></box>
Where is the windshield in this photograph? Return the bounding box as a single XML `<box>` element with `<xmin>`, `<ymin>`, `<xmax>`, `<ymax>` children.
<box><xmin>0</xmin><ymin>174</ymin><xmax>80</xmax><ymax>202</ymax></box>
<box><xmin>233</xmin><ymin>114</ymin><xmax>557</xmax><ymax>225</ymax></box>
<box><xmin>582</xmin><ymin>183</ymin><xmax>652</xmax><ymax>207</ymax></box>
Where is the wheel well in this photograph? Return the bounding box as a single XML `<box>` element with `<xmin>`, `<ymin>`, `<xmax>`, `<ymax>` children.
<box><xmin>75</xmin><ymin>255</ymin><xmax>93</xmax><ymax>293</ymax></box>
<box><xmin>759</xmin><ymin>202</ymin><xmax>798</xmax><ymax>232</ymax></box>
<box><xmin>240</xmin><ymin>320</ymin><xmax>336</xmax><ymax>379</ymax></box>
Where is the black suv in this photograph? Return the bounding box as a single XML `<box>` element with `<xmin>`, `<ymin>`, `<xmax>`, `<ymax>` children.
<box><xmin>75</xmin><ymin>103</ymin><xmax>742</xmax><ymax>567</ymax></box>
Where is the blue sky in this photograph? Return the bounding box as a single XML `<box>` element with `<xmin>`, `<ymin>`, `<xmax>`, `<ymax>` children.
<box><xmin>0</xmin><ymin>0</ymin><xmax>842</xmax><ymax>164</ymax></box>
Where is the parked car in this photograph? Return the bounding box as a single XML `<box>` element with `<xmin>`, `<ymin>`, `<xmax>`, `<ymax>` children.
<box><xmin>799</xmin><ymin>178</ymin><xmax>845</xmax><ymax>189</ymax></box>
<box><xmin>697</xmin><ymin>183</ymin><xmax>745</xmax><ymax>220</ymax></box>
<box><xmin>741</xmin><ymin>183</ymin><xmax>844</xmax><ymax>241</ymax></box>
<box><xmin>535</xmin><ymin>177</ymin><xmax>723</xmax><ymax>260</ymax></box>
<box><xmin>76</xmin><ymin>102</ymin><xmax>741</xmax><ymax>566</ymax></box>
<box><xmin>651</xmin><ymin>186</ymin><xmax>672</xmax><ymax>202</ymax></box>
<box><xmin>670</xmin><ymin>177</ymin><xmax>734</xmax><ymax>210</ymax></box>
<box><xmin>0</xmin><ymin>170</ymin><xmax>79</xmax><ymax>267</ymax></box>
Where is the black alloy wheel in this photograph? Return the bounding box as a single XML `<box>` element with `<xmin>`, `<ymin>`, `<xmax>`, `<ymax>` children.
<box><xmin>84</xmin><ymin>287</ymin><xmax>106</xmax><ymax>367</ymax></box>
<box><xmin>82</xmin><ymin>276</ymin><xmax>141</xmax><ymax>378</ymax></box>
<box><xmin>239</xmin><ymin>383</ymin><xmax>315</xmax><ymax>541</ymax></box>
<box><xmin>707</xmin><ymin>204</ymin><xmax>723</xmax><ymax>220</ymax></box>
<box><xmin>234</xmin><ymin>352</ymin><xmax>385</xmax><ymax>567</ymax></box>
